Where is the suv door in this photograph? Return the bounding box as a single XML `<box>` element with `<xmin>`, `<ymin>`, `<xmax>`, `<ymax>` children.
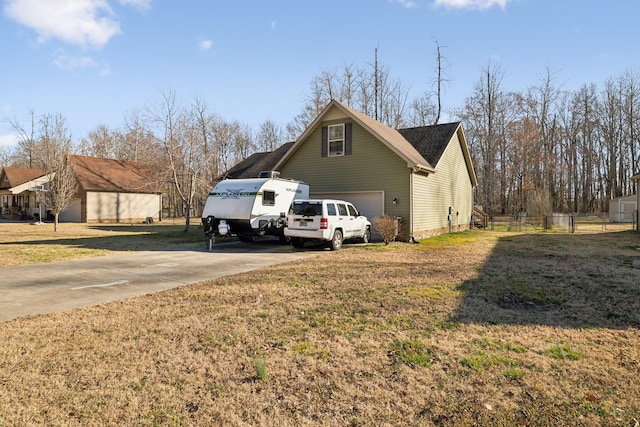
<box><xmin>346</xmin><ymin>203</ymin><xmax>364</xmax><ymax>238</ymax></box>
<box><xmin>335</xmin><ymin>202</ymin><xmax>350</xmax><ymax>237</ymax></box>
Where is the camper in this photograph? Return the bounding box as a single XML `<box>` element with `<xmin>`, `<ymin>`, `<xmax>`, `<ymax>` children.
<box><xmin>201</xmin><ymin>172</ymin><xmax>309</xmax><ymax>248</ymax></box>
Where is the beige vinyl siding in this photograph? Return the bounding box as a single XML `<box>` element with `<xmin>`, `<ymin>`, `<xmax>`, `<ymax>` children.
<box><xmin>279</xmin><ymin>118</ymin><xmax>410</xmax><ymax>220</ymax></box>
<box><xmin>59</xmin><ymin>198</ymin><xmax>82</xmax><ymax>222</ymax></box>
<box><xmin>86</xmin><ymin>192</ymin><xmax>161</xmax><ymax>222</ymax></box>
<box><xmin>412</xmin><ymin>132</ymin><xmax>473</xmax><ymax>236</ymax></box>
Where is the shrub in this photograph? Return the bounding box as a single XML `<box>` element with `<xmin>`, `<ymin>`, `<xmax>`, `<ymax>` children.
<box><xmin>372</xmin><ymin>215</ymin><xmax>399</xmax><ymax>244</ymax></box>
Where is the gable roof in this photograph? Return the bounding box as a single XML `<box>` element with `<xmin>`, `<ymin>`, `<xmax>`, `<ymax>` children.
<box><xmin>221</xmin><ymin>142</ymin><xmax>295</xmax><ymax>180</ymax></box>
<box><xmin>0</xmin><ymin>167</ymin><xmax>46</xmax><ymax>190</ymax></box>
<box><xmin>69</xmin><ymin>155</ymin><xmax>161</xmax><ymax>193</ymax></box>
<box><xmin>399</xmin><ymin>122</ymin><xmax>477</xmax><ymax>187</ymax></box>
<box><xmin>398</xmin><ymin>122</ymin><xmax>460</xmax><ymax>167</ymax></box>
<box><xmin>274</xmin><ymin>100</ymin><xmax>435</xmax><ymax>173</ymax></box>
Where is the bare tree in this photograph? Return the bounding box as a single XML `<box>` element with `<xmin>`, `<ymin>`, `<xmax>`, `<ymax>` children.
<box><xmin>409</xmin><ymin>92</ymin><xmax>438</xmax><ymax>127</ymax></box>
<box><xmin>621</xmin><ymin>69</ymin><xmax>640</xmax><ymax>190</ymax></box>
<box><xmin>192</xmin><ymin>96</ymin><xmax>220</xmax><ymax>192</ymax></box>
<box><xmin>231</xmin><ymin>121</ymin><xmax>254</xmax><ymax>160</ymax></box>
<box><xmin>431</xmin><ymin>37</ymin><xmax>450</xmax><ymax>125</ymax></box>
<box><xmin>39</xmin><ymin>113</ymin><xmax>78</xmax><ymax>231</ymax></box>
<box><xmin>257</xmin><ymin>119</ymin><xmax>283</xmax><ymax>152</ymax></box>
<box><xmin>5</xmin><ymin>110</ymin><xmax>39</xmax><ymax>168</ymax></box>
<box><xmin>290</xmin><ymin>49</ymin><xmax>411</xmax><ymax>134</ymax></box>
<box><xmin>0</xmin><ymin>144</ymin><xmax>13</xmax><ymax>169</ymax></box>
<box><xmin>121</xmin><ymin>109</ymin><xmax>159</xmax><ymax>163</ymax></box>
<box><xmin>77</xmin><ymin>124</ymin><xmax>120</xmax><ymax>158</ymax></box>
<box><xmin>461</xmin><ymin>61</ymin><xmax>506</xmax><ymax>215</ymax></box>
<box><xmin>147</xmin><ymin>89</ymin><xmax>201</xmax><ymax>231</ymax></box>
<box><xmin>286</xmin><ymin>73</ymin><xmax>333</xmax><ymax>140</ymax></box>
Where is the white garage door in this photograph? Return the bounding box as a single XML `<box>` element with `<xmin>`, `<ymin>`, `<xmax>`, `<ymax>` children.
<box><xmin>309</xmin><ymin>191</ymin><xmax>384</xmax><ymax>220</ymax></box>
<box><xmin>59</xmin><ymin>198</ymin><xmax>82</xmax><ymax>222</ymax></box>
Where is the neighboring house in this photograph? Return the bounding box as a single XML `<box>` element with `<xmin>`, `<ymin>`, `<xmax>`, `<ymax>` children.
<box><xmin>0</xmin><ymin>167</ymin><xmax>48</xmax><ymax>219</ymax></box>
<box><xmin>272</xmin><ymin>99</ymin><xmax>477</xmax><ymax>239</ymax></box>
<box><xmin>609</xmin><ymin>194</ymin><xmax>637</xmax><ymax>223</ymax></box>
<box><xmin>65</xmin><ymin>155</ymin><xmax>162</xmax><ymax>223</ymax></box>
<box><xmin>0</xmin><ymin>156</ymin><xmax>162</xmax><ymax>223</ymax></box>
<box><xmin>221</xmin><ymin>142</ymin><xmax>294</xmax><ymax>180</ymax></box>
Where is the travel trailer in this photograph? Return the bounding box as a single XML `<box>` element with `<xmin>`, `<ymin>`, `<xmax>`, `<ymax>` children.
<box><xmin>201</xmin><ymin>172</ymin><xmax>309</xmax><ymax>248</ymax></box>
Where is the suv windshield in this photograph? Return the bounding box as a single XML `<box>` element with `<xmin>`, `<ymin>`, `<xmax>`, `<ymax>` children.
<box><xmin>292</xmin><ymin>202</ymin><xmax>322</xmax><ymax>216</ymax></box>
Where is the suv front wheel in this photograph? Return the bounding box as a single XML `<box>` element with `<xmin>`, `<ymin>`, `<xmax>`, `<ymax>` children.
<box><xmin>329</xmin><ymin>229</ymin><xmax>343</xmax><ymax>251</ymax></box>
<box><xmin>362</xmin><ymin>226</ymin><xmax>371</xmax><ymax>243</ymax></box>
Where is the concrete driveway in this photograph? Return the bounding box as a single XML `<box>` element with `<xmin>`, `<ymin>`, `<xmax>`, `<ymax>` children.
<box><xmin>0</xmin><ymin>241</ymin><xmax>318</xmax><ymax>322</ymax></box>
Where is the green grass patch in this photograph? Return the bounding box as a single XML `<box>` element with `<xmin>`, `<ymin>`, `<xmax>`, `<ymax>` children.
<box><xmin>406</xmin><ymin>285</ymin><xmax>462</xmax><ymax>300</ymax></box>
<box><xmin>391</xmin><ymin>338</ymin><xmax>432</xmax><ymax>368</ymax></box>
<box><xmin>478</xmin><ymin>337</ymin><xmax>527</xmax><ymax>353</ymax></box>
<box><xmin>503</xmin><ymin>367</ymin><xmax>526</xmax><ymax>381</ymax></box>
<box><xmin>542</xmin><ymin>344</ymin><xmax>584</xmax><ymax>361</ymax></box>
<box><xmin>291</xmin><ymin>341</ymin><xmax>330</xmax><ymax>360</ymax></box>
<box><xmin>461</xmin><ymin>350</ymin><xmax>522</xmax><ymax>371</ymax></box>
<box><xmin>415</xmin><ymin>229</ymin><xmax>486</xmax><ymax>249</ymax></box>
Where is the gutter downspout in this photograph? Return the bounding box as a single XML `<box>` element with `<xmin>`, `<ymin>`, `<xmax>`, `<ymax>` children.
<box><xmin>410</xmin><ymin>170</ymin><xmax>414</xmax><ymax>242</ymax></box>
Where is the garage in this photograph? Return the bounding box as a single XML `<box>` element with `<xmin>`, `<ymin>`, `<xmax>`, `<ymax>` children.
<box><xmin>310</xmin><ymin>191</ymin><xmax>384</xmax><ymax>220</ymax></box>
<box><xmin>58</xmin><ymin>198</ymin><xmax>81</xmax><ymax>222</ymax></box>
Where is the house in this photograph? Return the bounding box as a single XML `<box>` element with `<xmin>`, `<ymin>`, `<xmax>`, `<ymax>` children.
<box><xmin>65</xmin><ymin>155</ymin><xmax>162</xmax><ymax>223</ymax></box>
<box><xmin>609</xmin><ymin>194</ymin><xmax>637</xmax><ymax>223</ymax></box>
<box><xmin>221</xmin><ymin>142</ymin><xmax>294</xmax><ymax>179</ymax></box>
<box><xmin>0</xmin><ymin>167</ymin><xmax>48</xmax><ymax>219</ymax></box>
<box><xmin>0</xmin><ymin>155</ymin><xmax>162</xmax><ymax>223</ymax></box>
<box><xmin>272</xmin><ymin>100</ymin><xmax>477</xmax><ymax>239</ymax></box>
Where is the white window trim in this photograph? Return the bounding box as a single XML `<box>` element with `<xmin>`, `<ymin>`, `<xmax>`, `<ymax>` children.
<box><xmin>328</xmin><ymin>123</ymin><xmax>345</xmax><ymax>157</ymax></box>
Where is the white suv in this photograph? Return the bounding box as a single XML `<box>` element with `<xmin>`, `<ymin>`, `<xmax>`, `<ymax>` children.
<box><xmin>284</xmin><ymin>199</ymin><xmax>371</xmax><ymax>250</ymax></box>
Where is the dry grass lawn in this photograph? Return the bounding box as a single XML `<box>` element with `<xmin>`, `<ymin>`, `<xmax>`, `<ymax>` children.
<box><xmin>0</xmin><ymin>221</ymin><xmax>204</xmax><ymax>266</ymax></box>
<box><xmin>0</xmin><ymin>222</ymin><xmax>639</xmax><ymax>426</ymax></box>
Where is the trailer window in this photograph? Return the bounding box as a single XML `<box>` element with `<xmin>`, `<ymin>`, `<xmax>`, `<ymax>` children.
<box><xmin>263</xmin><ymin>190</ymin><xmax>275</xmax><ymax>206</ymax></box>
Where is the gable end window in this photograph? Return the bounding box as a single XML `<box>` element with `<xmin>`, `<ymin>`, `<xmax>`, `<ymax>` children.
<box><xmin>328</xmin><ymin>124</ymin><xmax>344</xmax><ymax>156</ymax></box>
<box><xmin>321</xmin><ymin>123</ymin><xmax>352</xmax><ymax>157</ymax></box>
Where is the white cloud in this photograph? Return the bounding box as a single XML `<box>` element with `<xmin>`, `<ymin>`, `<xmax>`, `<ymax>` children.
<box><xmin>198</xmin><ymin>37</ymin><xmax>213</xmax><ymax>51</ymax></box>
<box><xmin>0</xmin><ymin>133</ymin><xmax>19</xmax><ymax>147</ymax></box>
<box><xmin>270</xmin><ymin>20</ymin><xmax>277</xmax><ymax>30</ymax></box>
<box><xmin>118</xmin><ymin>0</ymin><xmax>151</xmax><ymax>10</ymax></box>
<box><xmin>3</xmin><ymin>0</ymin><xmax>120</xmax><ymax>48</ymax></box>
<box><xmin>392</xmin><ymin>0</ymin><xmax>417</xmax><ymax>8</ymax></box>
<box><xmin>52</xmin><ymin>50</ymin><xmax>98</xmax><ymax>70</ymax></box>
<box><xmin>433</xmin><ymin>0</ymin><xmax>510</xmax><ymax>10</ymax></box>
<box><xmin>3</xmin><ymin>0</ymin><xmax>153</xmax><ymax>49</ymax></box>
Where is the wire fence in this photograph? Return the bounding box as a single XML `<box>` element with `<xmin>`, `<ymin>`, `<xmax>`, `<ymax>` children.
<box><xmin>495</xmin><ymin>211</ymin><xmax>638</xmax><ymax>233</ymax></box>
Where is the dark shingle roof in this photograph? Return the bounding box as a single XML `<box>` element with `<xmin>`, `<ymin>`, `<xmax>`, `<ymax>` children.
<box><xmin>397</xmin><ymin>122</ymin><xmax>461</xmax><ymax>168</ymax></box>
<box><xmin>0</xmin><ymin>167</ymin><xmax>46</xmax><ymax>190</ymax></box>
<box><xmin>69</xmin><ymin>155</ymin><xmax>161</xmax><ymax>193</ymax></box>
<box><xmin>222</xmin><ymin>142</ymin><xmax>294</xmax><ymax>179</ymax></box>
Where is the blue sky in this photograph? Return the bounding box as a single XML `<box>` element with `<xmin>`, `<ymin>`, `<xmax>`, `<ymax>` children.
<box><xmin>1</xmin><ymin>0</ymin><xmax>638</xmax><ymax>147</ymax></box>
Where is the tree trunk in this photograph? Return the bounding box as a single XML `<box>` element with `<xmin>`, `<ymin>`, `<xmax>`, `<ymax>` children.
<box><xmin>184</xmin><ymin>202</ymin><xmax>191</xmax><ymax>233</ymax></box>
